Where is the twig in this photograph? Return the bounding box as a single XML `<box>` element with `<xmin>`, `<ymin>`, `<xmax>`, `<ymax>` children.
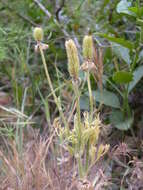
<box><xmin>33</xmin><ymin>0</ymin><xmax>82</xmax><ymax>57</ymax></box>
<box><xmin>34</xmin><ymin>0</ymin><xmax>69</xmax><ymax>37</ymax></box>
<box><xmin>34</xmin><ymin>0</ymin><xmax>52</xmax><ymax>19</ymax></box>
<box><xmin>55</xmin><ymin>0</ymin><xmax>65</xmax><ymax>21</ymax></box>
<box><xmin>33</xmin><ymin>0</ymin><xmax>81</xmax><ymax>52</ymax></box>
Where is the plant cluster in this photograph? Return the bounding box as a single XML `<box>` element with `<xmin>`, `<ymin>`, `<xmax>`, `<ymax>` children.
<box><xmin>34</xmin><ymin>27</ymin><xmax>109</xmax><ymax>179</ymax></box>
<box><xmin>0</xmin><ymin>0</ymin><xmax>143</xmax><ymax>189</ymax></box>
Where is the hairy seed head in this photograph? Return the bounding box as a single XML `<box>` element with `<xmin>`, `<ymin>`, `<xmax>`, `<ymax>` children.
<box><xmin>65</xmin><ymin>39</ymin><xmax>80</xmax><ymax>80</ymax></box>
<box><xmin>83</xmin><ymin>35</ymin><xmax>94</xmax><ymax>61</ymax></box>
<box><xmin>33</xmin><ymin>27</ymin><xmax>43</xmax><ymax>42</ymax></box>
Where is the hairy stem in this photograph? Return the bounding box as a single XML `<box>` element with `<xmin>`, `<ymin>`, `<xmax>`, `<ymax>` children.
<box><xmin>87</xmin><ymin>71</ymin><xmax>93</xmax><ymax>121</ymax></box>
<box><xmin>85</xmin><ymin>140</ymin><xmax>90</xmax><ymax>173</ymax></box>
<box><xmin>39</xmin><ymin>45</ymin><xmax>68</xmax><ymax>131</ymax></box>
<box><xmin>73</xmin><ymin>80</ymin><xmax>83</xmax><ymax>177</ymax></box>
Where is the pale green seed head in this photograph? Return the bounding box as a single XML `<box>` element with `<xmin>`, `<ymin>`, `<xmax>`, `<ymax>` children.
<box><xmin>33</xmin><ymin>27</ymin><xmax>43</xmax><ymax>41</ymax></box>
<box><xmin>83</xmin><ymin>35</ymin><xmax>94</xmax><ymax>61</ymax></box>
<box><xmin>65</xmin><ymin>39</ymin><xmax>80</xmax><ymax>80</ymax></box>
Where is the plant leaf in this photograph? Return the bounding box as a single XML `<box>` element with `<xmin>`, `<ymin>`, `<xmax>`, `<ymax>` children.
<box><xmin>110</xmin><ymin>110</ymin><xmax>133</xmax><ymax>130</ymax></box>
<box><xmin>80</xmin><ymin>89</ymin><xmax>121</xmax><ymax>109</ymax></box>
<box><xmin>128</xmin><ymin>65</ymin><xmax>143</xmax><ymax>92</ymax></box>
<box><xmin>97</xmin><ymin>33</ymin><xmax>134</xmax><ymax>50</ymax></box>
<box><xmin>116</xmin><ymin>0</ymin><xmax>134</xmax><ymax>16</ymax></box>
<box><xmin>137</xmin><ymin>18</ymin><xmax>143</xmax><ymax>26</ymax></box>
<box><xmin>112</xmin><ymin>43</ymin><xmax>131</xmax><ymax>65</ymax></box>
<box><xmin>80</xmin><ymin>96</ymin><xmax>89</xmax><ymax>110</ymax></box>
<box><xmin>113</xmin><ymin>71</ymin><xmax>133</xmax><ymax>84</ymax></box>
<box><xmin>92</xmin><ymin>90</ymin><xmax>120</xmax><ymax>108</ymax></box>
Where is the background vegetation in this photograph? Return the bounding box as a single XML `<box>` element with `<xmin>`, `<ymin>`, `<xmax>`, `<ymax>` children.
<box><xmin>0</xmin><ymin>0</ymin><xmax>143</xmax><ymax>189</ymax></box>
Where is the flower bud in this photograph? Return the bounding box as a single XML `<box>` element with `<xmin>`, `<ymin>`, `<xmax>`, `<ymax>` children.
<box><xmin>83</xmin><ymin>35</ymin><xmax>94</xmax><ymax>61</ymax></box>
<box><xmin>65</xmin><ymin>39</ymin><xmax>80</xmax><ymax>80</ymax></box>
<box><xmin>33</xmin><ymin>27</ymin><xmax>43</xmax><ymax>41</ymax></box>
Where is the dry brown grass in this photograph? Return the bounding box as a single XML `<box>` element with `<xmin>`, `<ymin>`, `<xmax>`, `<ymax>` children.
<box><xmin>0</xmin><ymin>127</ymin><xmax>111</xmax><ymax>190</ymax></box>
<box><xmin>0</xmin><ymin>129</ymin><xmax>56</xmax><ymax>190</ymax></box>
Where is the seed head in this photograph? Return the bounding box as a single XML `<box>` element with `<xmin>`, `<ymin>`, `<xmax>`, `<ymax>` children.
<box><xmin>33</xmin><ymin>27</ymin><xmax>43</xmax><ymax>42</ymax></box>
<box><xmin>65</xmin><ymin>39</ymin><xmax>80</xmax><ymax>80</ymax></box>
<box><xmin>83</xmin><ymin>35</ymin><xmax>94</xmax><ymax>61</ymax></box>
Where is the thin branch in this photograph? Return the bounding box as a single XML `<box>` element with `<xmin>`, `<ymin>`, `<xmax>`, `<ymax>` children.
<box><xmin>34</xmin><ymin>0</ymin><xmax>69</xmax><ymax>37</ymax></box>
<box><xmin>34</xmin><ymin>0</ymin><xmax>52</xmax><ymax>19</ymax></box>
<box><xmin>34</xmin><ymin>0</ymin><xmax>82</xmax><ymax>58</ymax></box>
<box><xmin>55</xmin><ymin>0</ymin><xmax>65</xmax><ymax>21</ymax></box>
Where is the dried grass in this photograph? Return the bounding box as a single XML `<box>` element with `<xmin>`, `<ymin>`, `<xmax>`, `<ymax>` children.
<box><xmin>0</xmin><ymin>130</ymin><xmax>56</xmax><ymax>190</ymax></box>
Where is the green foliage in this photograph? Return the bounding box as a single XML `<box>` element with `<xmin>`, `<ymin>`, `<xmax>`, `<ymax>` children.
<box><xmin>110</xmin><ymin>110</ymin><xmax>133</xmax><ymax>130</ymax></box>
<box><xmin>81</xmin><ymin>90</ymin><xmax>120</xmax><ymax>109</ymax></box>
<box><xmin>112</xmin><ymin>43</ymin><xmax>131</xmax><ymax>65</ymax></box>
<box><xmin>0</xmin><ymin>0</ymin><xmax>143</xmax><ymax>134</ymax></box>
<box><xmin>0</xmin><ymin>0</ymin><xmax>143</xmax><ymax>188</ymax></box>
<box><xmin>93</xmin><ymin>90</ymin><xmax>121</xmax><ymax>108</ymax></box>
<box><xmin>116</xmin><ymin>0</ymin><xmax>133</xmax><ymax>16</ymax></box>
<box><xmin>129</xmin><ymin>65</ymin><xmax>143</xmax><ymax>92</ymax></box>
<box><xmin>98</xmin><ymin>33</ymin><xmax>135</xmax><ymax>50</ymax></box>
<box><xmin>113</xmin><ymin>71</ymin><xmax>133</xmax><ymax>84</ymax></box>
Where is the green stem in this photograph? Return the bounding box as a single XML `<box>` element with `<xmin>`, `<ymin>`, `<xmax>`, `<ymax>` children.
<box><xmin>74</xmin><ymin>82</ymin><xmax>82</xmax><ymax>150</ymax></box>
<box><xmin>39</xmin><ymin>45</ymin><xmax>68</xmax><ymax>131</ymax></box>
<box><xmin>73</xmin><ymin>81</ymin><xmax>81</xmax><ymax>136</ymax></box>
<box><xmin>123</xmin><ymin>86</ymin><xmax>136</xmax><ymax>140</ymax></box>
<box><xmin>85</xmin><ymin>71</ymin><xmax>93</xmax><ymax>174</ymax></box>
<box><xmin>123</xmin><ymin>86</ymin><xmax>131</xmax><ymax>118</ymax></box>
<box><xmin>87</xmin><ymin>71</ymin><xmax>93</xmax><ymax>121</ymax></box>
<box><xmin>73</xmin><ymin>80</ymin><xmax>83</xmax><ymax>177</ymax></box>
<box><xmin>16</xmin><ymin>88</ymin><xmax>28</xmax><ymax>156</ymax></box>
<box><xmin>131</xmin><ymin>50</ymin><xmax>138</xmax><ymax>72</ymax></box>
<box><xmin>77</xmin><ymin>155</ymin><xmax>83</xmax><ymax>178</ymax></box>
<box><xmin>85</xmin><ymin>140</ymin><xmax>90</xmax><ymax>173</ymax></box>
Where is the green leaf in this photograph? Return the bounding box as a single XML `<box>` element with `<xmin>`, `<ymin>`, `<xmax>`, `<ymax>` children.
<box><xmin>113</xmin><ymin>71</ymin><xmax>133</xmax><ymax>84</ymax></box>
<box><xmin>92</xmin><ymin>90</ymin><xmax>121</xmax><ymax>108</ymax></box>
<box><xmin>116</xmin><ymin>0</ymin><xmax>134</xmax><ymax>16</ymax></box>
<box><xmin>80</xmin><ymin>96</ymin><xmax>89</xmax><ymax>110</ymax></box>
<box><xmin>112</xmin><ymin>43</ymin><xmax>131</xmax><ymax>65</ymax></box>
<box><xmin>129</xmin><ymin>7</ymin><xmax>143</xmax><ymax>17</ymax></box>
<box><xmin>138</xmin><ymin>49</ymin><xmax>143</xmax><ymax>61</ymax></box>
<box><xmin>137</xmin><ymin>18</ymin><xmax>143</xmax><ymax>26</ymax></box>
<box><xmin>110</xmin><ymin>110</ymin><xmax>133</xmax><ymax>130</ymax></box>
<box><xmin>0</xmin><ymin>47</ymin><xmax>7</xmax><ymax>61</ymax></box>
<box><xmin>128</xmin><ymin>65</ymin><xmax>143</xmax><ymax>92</ymax></box>
<box><xmin>128</xmin><ymin>7</ymin><xmax>138</xmax><ymax>15</ymax></box>
<box><xmin>80</xmin><ymin>90</ymin><xmax>120</xmax><ymax>109</ymax></box>
<box><xmin>97</xmin><ymin>33</ymin><xmax>134</xmax><ymax>50</ymax></box>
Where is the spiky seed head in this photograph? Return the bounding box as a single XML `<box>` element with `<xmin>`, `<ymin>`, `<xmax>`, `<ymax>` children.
<box><xmin>33</xmin><ymin>27</ymin><xmax>43</xmax><ymax>41</ymax></box>
<box><xmin>96</xmin><ymin>144</ymin><xmax>110</xmax><ymax>161</ymax></box>
<box><xmin>65</xmin><ymin>39</ymin><xmax>80</xmax><ymax>80</ymax></box>
<box><xmin>83</xmin><ymin>35</ymin><xmax>94</xmax><ymax>61</ymax></box>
